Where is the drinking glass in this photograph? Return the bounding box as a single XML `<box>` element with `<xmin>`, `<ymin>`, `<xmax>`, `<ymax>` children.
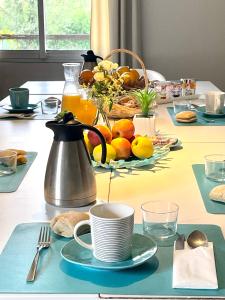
<box><xmin>141</xmin><ymin>200</ymin><xmax>179</xmax><ymax>242</ymax></box>
<box><xmin>41</xmin><ymin>98</ymin><xmax>59</xmax><ymax>114</ymax></box>
<box><xmin>205</xmin><ymin>154</ymin><xmax>225</xmax><ymax>182</ymax></box>
<box><xmin>0</xmin><ymin>150</ymin><xmax>17</xmax><ymax>176</ymax></box>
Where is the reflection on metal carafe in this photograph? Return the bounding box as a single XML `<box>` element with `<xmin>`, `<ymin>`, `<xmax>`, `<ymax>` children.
<box><xmin>44</xmin><ymin>112</ymin><xmax>106</xmax><ymax>207</ymax></box>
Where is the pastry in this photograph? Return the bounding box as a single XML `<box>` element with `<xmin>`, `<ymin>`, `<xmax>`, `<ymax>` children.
<box><xmin>50</xmin><ymin>211</ymin><xmax>89</xmax><ymax>238</ymax></box>
<box><xmin>175</xmin><ymin>111</ymin><xmax>197</xmax><ymax>123</ymax></box>
<box><xmin>209</xmin><ymin>185</ymin><xmax>225</xmax><ymax>203</ymax></box>
<box><xmin>17</xmin><ymin>154</ymin><xmax>28</xmax><ymax>165</ymax></box>
<box><xmin>7</xmin><ymin>149</ymin><xmax>27</xmax><ymax>155</ymax></box>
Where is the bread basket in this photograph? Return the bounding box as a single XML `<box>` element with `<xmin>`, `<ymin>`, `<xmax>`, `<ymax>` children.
<box><xmin>104</xmin><ymin>48</ymin><xmax>149</xmax><ymax>119</ymax></box>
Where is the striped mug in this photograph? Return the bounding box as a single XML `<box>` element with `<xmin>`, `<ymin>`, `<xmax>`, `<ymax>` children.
<box><xmin>74</xmin><ymin>203</ymin><xmax>134</xmax><ymax>262</ymax></box>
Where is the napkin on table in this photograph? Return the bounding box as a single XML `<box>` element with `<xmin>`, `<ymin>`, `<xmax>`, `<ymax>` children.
<box><xmin>173</xmin><ymin>242</ymin><xmax>218</xmax><ymax>289</ymax></box>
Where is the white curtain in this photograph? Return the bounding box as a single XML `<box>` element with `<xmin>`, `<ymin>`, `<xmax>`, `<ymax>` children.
<box><xmin>90</xmin><ymin>0</ymin><xmax>110</xmax><ymax>58</ymax></box>
<box><xmin>90</xmin><ymin>0</ymin><xmax>142</xmax><ymax>67</ymax></box>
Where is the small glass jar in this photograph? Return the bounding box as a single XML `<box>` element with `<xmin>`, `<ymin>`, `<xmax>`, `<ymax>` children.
<box><xmin>180</xmin><ymin>78</ymin><xmax>196</xmax><ymax>96</ymax></box>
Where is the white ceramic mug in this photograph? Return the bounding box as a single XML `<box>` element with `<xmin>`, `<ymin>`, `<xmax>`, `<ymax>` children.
<box><xmin>205</xmin><ymin>91</ymin><xmax>225</xmax><ymax>114</ymax></box>
<box><xmin>74</xmin><ymin>203</ymin><xmax>134</xmax><ymax>262</ymax></box>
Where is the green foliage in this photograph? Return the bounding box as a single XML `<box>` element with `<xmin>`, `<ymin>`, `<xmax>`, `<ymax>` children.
<box><xmin>0</xmin><ymin>0</ymin><xmax>90</xmax><ymax>50</ymax></box>
<box><xmin>132</xmin><ymin>89</ymin><xmax>157</xmax><ymax>117</ymax></box>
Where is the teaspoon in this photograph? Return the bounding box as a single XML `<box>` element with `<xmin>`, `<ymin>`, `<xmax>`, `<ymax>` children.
<box><xmin>187</xmin><ymin>230</ymin><xmax>208</xmax><ymax>249</ymax></box>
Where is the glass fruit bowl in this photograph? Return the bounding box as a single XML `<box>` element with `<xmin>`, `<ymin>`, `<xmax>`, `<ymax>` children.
<box><xmin>91</xmin><ymin>146</ymin><xmax>169</xmax><ymax>169</ymax></box>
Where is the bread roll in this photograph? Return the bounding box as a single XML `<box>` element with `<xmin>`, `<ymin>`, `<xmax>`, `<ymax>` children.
<box><xmin>209</xmin><ymin>185</ymin><xmax>225</xmax><ymax>203</ymax></box>
<box><xmin>50</xmin><ymin>211</ymin><xmax>89</xmax><ymax>237</ymax></box>
<box><xmin>17</xmin><ymin>155</ymin><xmax>28</xmax><ymax>165</ymax></box>
<box><xmin>7</xmin><ymin>149</ymin><xmax>27</xmax><ymax>155</ymax></box>
<box><xmin>175</xmin><ymin>111</ymin><xmax>197</xmax><ymax>123</ymax></box>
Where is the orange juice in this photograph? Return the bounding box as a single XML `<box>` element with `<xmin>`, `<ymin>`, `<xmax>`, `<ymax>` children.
<box><xmin>61</xmin><ymin>94</ymin><xmax>82</xmax><ymax>117</ymax></box>
<box><xmin>76</xmin><ymin>99</ymin><xmax>97</xmax><ymax>125</ymax></box>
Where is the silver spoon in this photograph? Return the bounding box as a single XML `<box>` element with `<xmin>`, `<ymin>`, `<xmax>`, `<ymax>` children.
<box><xmin>187</xmin><ymin>230</ymin><xmax>208</xmax><ymax>248</ymax></box>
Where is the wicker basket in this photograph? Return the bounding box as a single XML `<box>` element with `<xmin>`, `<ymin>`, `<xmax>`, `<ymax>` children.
<box><xmin>104</xmin><ymin>48</ymin><xmax>149</xmax><ymax>119</ymax></box>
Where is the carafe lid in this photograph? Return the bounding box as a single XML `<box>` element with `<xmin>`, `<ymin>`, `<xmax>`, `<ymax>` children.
<box><xmin>46</xmin><ymin>112</ymin><xmax>84</xmax><ymax>141</ymax></box>
<box><xmin>81</xmin><ymin>50</ymin><xmax>103</xmax><ymax>62</ymax></box>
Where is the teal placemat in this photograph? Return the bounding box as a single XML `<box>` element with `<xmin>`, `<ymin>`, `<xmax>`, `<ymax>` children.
<box><xmin>192</xmin><ymin>164</ymin><xmax>225</xmax><ymax>214</ymax></box>
<box><xmin>167</xmin><ymin>107</ymin><xmax>225</xmax><ymax>126</ymax></box>
<box><xmin>0</xmin><ymin>152</ymin><xmax>37</xmax><ymax>192</ymax></box>
<box><xmin>0</xmin><ymin>222</ymin><xmax>225</xmax><ymax>297</ymax></box>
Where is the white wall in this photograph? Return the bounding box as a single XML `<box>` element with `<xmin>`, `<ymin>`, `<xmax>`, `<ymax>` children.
<box><xmin>141</xmin><ymin>0</ymin><xmax>225</xmax><ymax>90</ymax></box>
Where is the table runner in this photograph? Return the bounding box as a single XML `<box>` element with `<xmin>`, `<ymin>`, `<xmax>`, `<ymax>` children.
<box><xmin>192</xmin><ymin>164</ymin><xmax>225</xmax><ymax>214</ymax></box>
<box><xmin>0</xmin><ymin>222</ymin><xmax>225</xmax><ymax>297</ymax></box>
<box><xmin>167</xmin><ymin>107</ymin><xmax>225</xmax><ymax>126</ymax></box>
<box><xmin>0</xmin><ymin>152</ymin><xmax>37</xmax><ymax>192</ymax></box>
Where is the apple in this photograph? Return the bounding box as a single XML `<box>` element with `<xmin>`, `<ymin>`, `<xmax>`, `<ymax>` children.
<box><xmin>111</xmin><ymin>137</ymin><xmax>131</xmax><ymax>160</ymax></box>
<box><xmin>88</xmin><ymin>125</ymin><xmax>112</xmax><ymax>147</ymax></box>
<box><xmin>83</xmin><ymin>132</ymin><xmax>94</xmax><ymax>154</ymax></box>
<box><xmin>93</xmin><ymin>143</ymin><xmax>116</xmax><ymax>163</ymax></box>
<box><xmin>112</xmin><ymin>119</ymin><xmax>135</xmax><ymax>140</ymax></box>
<box><xmin>131</xmin><ymin>136</ymin><xmax>154</xmax><ymax>159</ymax></box>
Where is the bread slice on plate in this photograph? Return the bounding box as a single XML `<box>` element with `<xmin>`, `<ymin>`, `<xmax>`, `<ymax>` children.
<box><xmin>209</xmin><ymin>185</ymin><xmax>225</xmax><ymax>203</ymax></box>
<box><xmin>175</xmin><ymin>111</ymin><xmax>197</xmax><ymax>123</ymax></box>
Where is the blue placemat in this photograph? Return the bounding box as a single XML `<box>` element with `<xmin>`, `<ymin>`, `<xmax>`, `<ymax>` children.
<box><xmin>0</xmin><ymin>222</ymin><xmax>225</xmax><ymax>297</ymax></box>
<box><xmin>0</xmin><ymin>152</ymin><xmax>37</xmax><ymax>192</ymax></box>
<box><xmin>192</xmin><ymin>164</ymin><xmax>225</xmax><ymax>214</ymax></box>
<box><xmin>167</xmin><ymin>107</ymin><xmax>225</xmax><ymax>126</ymax></box>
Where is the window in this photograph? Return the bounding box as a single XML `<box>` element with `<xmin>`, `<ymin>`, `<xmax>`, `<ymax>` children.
<box><xmin>0</xmin><ymin>0</ymin><xmax>91</xmax><ymax>61</ymax></box>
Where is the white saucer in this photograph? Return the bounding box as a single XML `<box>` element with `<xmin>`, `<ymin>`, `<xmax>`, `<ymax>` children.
<box><xmin>61</xmin><ymin>233</ymin><xmax>157</xmax><ymax>270</ymax></box>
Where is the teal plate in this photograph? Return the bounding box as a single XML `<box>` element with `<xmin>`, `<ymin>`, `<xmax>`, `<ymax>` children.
<box><xmin>61</xmin><ymin>233</ymin><xmax>157</xmax><ymax>270</ymax></box>
<box><xmin>3</xmin><ymin>104</ymin><xmax>38</xmax><ymax>113</ymax></box>
<box><xmin>195</xmin><ymin>105</ymin><xmax>225</xmax><ymax>117</ymax></box>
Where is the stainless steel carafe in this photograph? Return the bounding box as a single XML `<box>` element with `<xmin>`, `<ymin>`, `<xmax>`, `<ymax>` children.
<box><xmin>44</xmin><ymin>112</ymin><xmax>106</xmax><ymax>207</ymax></box>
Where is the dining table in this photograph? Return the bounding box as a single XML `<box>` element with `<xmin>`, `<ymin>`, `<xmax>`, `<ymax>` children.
<box><xmin>0</xmin><ymin>80</ymin><xmax>225</xmax><ymax>300</ymax></box>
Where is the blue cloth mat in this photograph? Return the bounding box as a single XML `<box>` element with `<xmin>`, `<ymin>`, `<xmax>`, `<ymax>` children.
<box><xmin>0</xmin><ymin>222</ymin><xmax>225</xmax><ymax>297</ymax></box>
<box><xmin>0</xmin><ymin>152</ymin><xmax>37</xmax><ymax>192</ymax></box>
<box><xmin>167</xmin><ymin>107</ymin><xmax>225</xmax><ymax>126</ymax></box>
<box><xmin>192</xmin><ymin>164</ymin><xmax>225</xmax><ymax>214</ymax></box>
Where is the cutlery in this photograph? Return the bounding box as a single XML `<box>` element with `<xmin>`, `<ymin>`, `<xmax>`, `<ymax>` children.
<box><xmin>187</xmin><ymin>230</ymin><xmax>208</xmax><ymax>249</ymax></box>
<box><xmin>0</xmin><ymin>113</ymin><xmax>36</xmax><ymax>119</ymax></box>
<box><xmin>197</xmin><ymin>116</ymin><xmax>215</xmax><ymax>123</ymax></box>
<box><xmin>26</xmin><ymin>226</ymin><xmax>51</xmax><ymax>282</ymax></box>
<box><xmin>175</xmin><ymin>234</ymin><xmax>185</xmax><ymax>250</ymax></box>
<box><xmin>190</xmin><ymin>106</ymin><xmax>215</xmax><ymax>123</ymax></box>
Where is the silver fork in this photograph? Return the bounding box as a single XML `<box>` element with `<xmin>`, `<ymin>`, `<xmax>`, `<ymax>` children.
<box><xmin>26</xmin><ymin>226</ymin><xmax>51</xmax><ymax>282</ymax></box>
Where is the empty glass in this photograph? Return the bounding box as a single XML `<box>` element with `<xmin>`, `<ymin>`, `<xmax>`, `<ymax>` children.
<box><xmin>205</xmin><ymin>154</ymin><xmax>225</xmax><ymax>182</ymax></box>
<box><xmin>0</xmin><ymin>150</ymin><xmax>17</xmax><ymax>176</ymax></box>
<box><xmin>141</xmin><ymin>200</ymin><xmax>179</xmax><ymax>242</ymax></box>
<box><xmin>41</xmin><ymin>98</ymin><xmax>59</xmax><ymax>115</ymax></box>
<box><xmin>173</xmin><ymin>99</ymin><xmax>190</xmax><ymax>114</ymax></box>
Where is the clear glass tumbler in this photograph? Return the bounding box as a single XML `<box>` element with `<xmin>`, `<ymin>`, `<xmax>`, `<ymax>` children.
<box><xmin>0</xmin><ymin>150</ymin><xmax>17</xmax><ymax>176</ymax></box>
<box><xmin>205</xmin><ymin>154</ymin><xmax>225</xmax><ymax>182</ymax></box>
<box><xmin>141</xmin><ymin>200</ymin><xmax>179</xmax><ymax>241</ymax></box>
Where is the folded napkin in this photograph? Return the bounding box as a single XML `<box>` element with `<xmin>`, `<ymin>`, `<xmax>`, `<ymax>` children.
<box><xmin>173</xmin><ymin>242</ymin><xmax>218</xmax><ymax>289</ymax></box>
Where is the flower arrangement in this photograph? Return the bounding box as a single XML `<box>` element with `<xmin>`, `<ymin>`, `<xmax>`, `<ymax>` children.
<box><xmin>86</xmin><ymin>60</ymin><xmax>127</xmax><ymax>112</ymax></box>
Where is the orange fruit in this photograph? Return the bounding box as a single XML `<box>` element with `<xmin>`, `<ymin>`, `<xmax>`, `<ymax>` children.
<box><xmin>117</xmin><ymin>66</ymin><xmax>130</xmax><ymax>76</ymax></box>
<box><xmin>120</xmin><ymin>72</ymin><xmax>132</xmax><ymax>85</ymax></box>
<box><xmin>129</xmin><ymin>69</ymin><xmax>140</xmax><ymax>82</ymax></box>
<box><xmin>79</xmin><ymin>69</ymin><xmax>94</xmax><ymax>84</ymax></box>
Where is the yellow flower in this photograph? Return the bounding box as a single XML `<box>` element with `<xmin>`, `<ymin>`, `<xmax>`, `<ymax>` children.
<box><xmin>94</xmin><ymin>72</ymin><xmax>105</xmax><ymax>82</ymax></box>
<box><xmin>98</xmin><ymin>60</ymin><xmax>113</xmax><ymax>71</ymax></box>
<box><xmin>112</xmin><ymin>63</ymin><xmax>119</xmax><ymax>69</ymax></box>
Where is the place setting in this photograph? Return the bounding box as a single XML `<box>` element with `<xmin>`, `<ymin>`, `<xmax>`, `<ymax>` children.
<box><xmin>0</xmin><ymin>87</ymin><xmax>61</xmax><ymax>120</ymax></box>
<box><xmin>1</xmin><ymin>200</ymin><xmax>225</xmax><ymax>298</ymax></box>
<box><xmin>192</xmin><ymin>153</ymin><xmax>225</xmax><ymax>214</ymax></box>
<box><xmin>167</xmin><ymin>91</ymin><xmax>225</xmax><ymax>126</ymax></box>
<box><xmin>0</xmin><ymin>148</ymin><xmax>37</xmax><ymax>193</ymax></box>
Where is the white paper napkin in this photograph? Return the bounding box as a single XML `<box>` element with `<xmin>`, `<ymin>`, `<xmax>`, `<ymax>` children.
<box><xmin>173</xmin><ymin>242</ymin><xmax>218</xmax><ymax>289</ymax></box>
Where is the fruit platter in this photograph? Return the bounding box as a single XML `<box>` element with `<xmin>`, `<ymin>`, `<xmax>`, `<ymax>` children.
<box><xmin>84</xmin><ymin>119</ymin><xmax>171</xmax><ymax>169</ymax></box>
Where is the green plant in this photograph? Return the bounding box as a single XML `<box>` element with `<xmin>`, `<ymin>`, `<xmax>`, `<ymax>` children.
<box><xmin>132</xmin><ymin>89</ymin><xmax>157</xmax><ymax>117</ymax></box>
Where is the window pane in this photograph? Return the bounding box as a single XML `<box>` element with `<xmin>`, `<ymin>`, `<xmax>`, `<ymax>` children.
<box><xmin>0</xmin><ymin>0</ymin><xmax>39</xmax><ymax>50</ymax></box>
<box><xmin>45</xmin><ymin>0</ymin><xmax>91</xmax><ymax>50</ymax></box>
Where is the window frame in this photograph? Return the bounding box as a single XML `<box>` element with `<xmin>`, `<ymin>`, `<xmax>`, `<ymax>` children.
<box><xmin>0</xmin><ymin>0</ymin><xmax>90</xmax><ymax>62</ymax></box>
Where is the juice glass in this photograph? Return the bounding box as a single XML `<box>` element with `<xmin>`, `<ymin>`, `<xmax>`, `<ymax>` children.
<box><xmin>76</xmin><ymin>98</ymin><xmax>97</xmax><ymax>125</ymax></box>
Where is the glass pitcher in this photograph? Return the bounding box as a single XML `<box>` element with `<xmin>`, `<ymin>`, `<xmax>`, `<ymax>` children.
<box><xmin>61</xmin><ymin>63</ymin><xmax>82</xmax><ymax>118</ymax></box>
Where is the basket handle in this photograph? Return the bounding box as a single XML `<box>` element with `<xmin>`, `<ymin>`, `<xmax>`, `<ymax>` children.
<box><xmin>104</xmin><ymin>48</ymin><xmax>149</xmax><ymax>90</ymax></box>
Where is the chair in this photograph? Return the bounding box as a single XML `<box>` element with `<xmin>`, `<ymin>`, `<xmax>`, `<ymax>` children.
<box><xmin>136</xmin><ymin>68</ymin><xmax>166</xmax><ymax>81</ymax></box>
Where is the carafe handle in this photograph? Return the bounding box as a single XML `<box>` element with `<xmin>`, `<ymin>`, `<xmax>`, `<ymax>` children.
<box><xmin>82</xmin><ymin>124</ymin><xmax>107</xmax><ymax>164</ymax></box>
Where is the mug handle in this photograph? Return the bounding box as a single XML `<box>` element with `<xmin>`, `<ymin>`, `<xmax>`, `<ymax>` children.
<box><xmin>74</xmin><ymin>220</ymin><xmax>93</xmax><ymax>250</ymax></box>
